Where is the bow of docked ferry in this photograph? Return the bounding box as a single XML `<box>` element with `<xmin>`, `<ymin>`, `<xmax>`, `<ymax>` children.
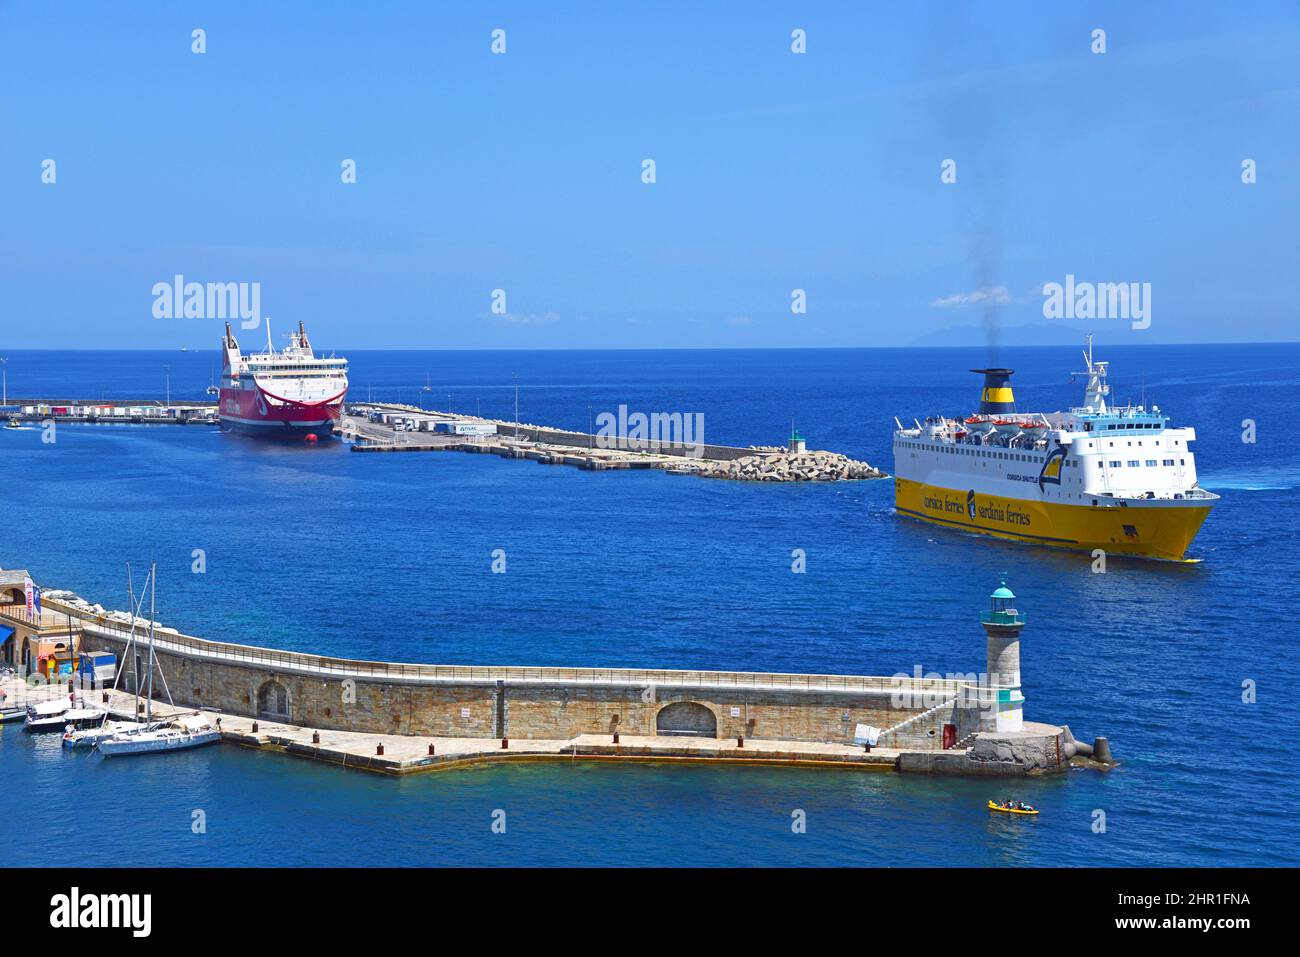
<box><xmin>218</xmin><ymin>322</ymin><xmax>348</xmax><ymax>439</ymax></box>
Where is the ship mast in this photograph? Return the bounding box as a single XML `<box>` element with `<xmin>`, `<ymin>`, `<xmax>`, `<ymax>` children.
<box><xmin>1072</xmin><ymin>333</ymin><xmax>1110</xmax><ymax>413</ymax></box>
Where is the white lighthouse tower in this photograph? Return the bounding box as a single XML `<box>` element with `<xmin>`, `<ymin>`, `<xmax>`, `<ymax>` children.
<box><xmin>980</xmin><ymin>576</ymin><xmax>1025</xmax><ymax>733</ymax></box>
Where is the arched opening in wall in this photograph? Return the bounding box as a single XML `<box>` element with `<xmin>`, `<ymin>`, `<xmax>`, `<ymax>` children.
<box><xmin>257</xmin><ymin>680</ymin><xmax>290</xmax><ymax>721</ymax></box>
<box><xmin>655</xmin><ymin>701</ymin><xmax>717</xmax><ymax>738</ymax></box>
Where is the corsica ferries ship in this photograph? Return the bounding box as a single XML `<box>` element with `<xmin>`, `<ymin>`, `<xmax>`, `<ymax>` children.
<box><xmin>893</xmin><ymin>338</ymin><xmax>1218</xmax><ymax>561</ymax></box>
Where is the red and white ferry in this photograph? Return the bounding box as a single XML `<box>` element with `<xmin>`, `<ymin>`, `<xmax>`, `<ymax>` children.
<box><xmin>219</xmin><ymin>321</ymin><xmax>348</xmax><ymax>439</ymax></box>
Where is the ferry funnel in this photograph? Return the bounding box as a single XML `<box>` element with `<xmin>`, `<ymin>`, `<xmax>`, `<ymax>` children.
<box><xmin>971</xmin><ymin>368</ymin><xmax>1015</xmax><ymax>414</ymax></box>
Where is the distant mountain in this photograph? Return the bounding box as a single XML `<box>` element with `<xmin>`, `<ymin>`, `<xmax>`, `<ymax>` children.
<box><xmin>910</xmin><ymin>321</ymin><xmax>1124</xmax><ymax>348</ymax></box>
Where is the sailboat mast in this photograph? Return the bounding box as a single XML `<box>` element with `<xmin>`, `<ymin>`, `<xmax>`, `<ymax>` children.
<box><xmin>146</xmin><ymin>563</ymin><xmax>156</xmax><ymax>723</ymax></box>
<box><xmin>127</xmin><ymin>563</ymin><xmax>140</xmax><ymax>717</ymax></box>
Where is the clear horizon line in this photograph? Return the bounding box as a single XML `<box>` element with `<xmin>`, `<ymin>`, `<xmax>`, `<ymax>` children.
<box><xmin>3</xmin><ymin>338</ymin><xmax>1299</xmax><ymax>354</ymax></box>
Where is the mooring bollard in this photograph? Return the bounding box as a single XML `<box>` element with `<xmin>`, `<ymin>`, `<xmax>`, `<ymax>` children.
<box><xmin>428</xmin><ymin>743</ymin><xmax>436</xmax><ymax>755</ymax></box>
<box><xmin>737</xmin><ymin>736</ymin><xmax>744</xmax><ymax>748</ymax></box>
<box><xmin>612</xmin><ymin>732</ymin><xmax>619</xmax><ymax>744</ymax></box>
<box><xmin>312</xmin><ymin>731</ymin><xmax>320</xmax><ymax>744</ymax></box>
<box><xmin>376</xmin><ymin>743</ymin><xmax>384</xmax><ymax>755</ymax></box>
<box><xmin>501</xmin><ymin>738</ymin><xmax>509</xmax><ymax>749</ymax></box>
<box><xmin>251</xmin><ymin>721</ymin><xmax>258</xmax><ymax>733</ymax></box>
<box><xmin>102</xmin><ymin>692</ymin><xmax>109</xmax><ymax>703</ymax></box>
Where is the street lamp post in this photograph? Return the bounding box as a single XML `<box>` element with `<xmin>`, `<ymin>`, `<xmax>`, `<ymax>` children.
<box><xmin>0</xmin><ymin>357</ymin><xmax>8</xmax><ymax>407</ymax></box>
<box><xmin>163</xmin><ymin>365</ymin><xmax>171</xmax><ymax>408</ymax></box>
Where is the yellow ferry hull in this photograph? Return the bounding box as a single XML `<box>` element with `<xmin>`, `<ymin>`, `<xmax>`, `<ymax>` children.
<box><xmin>894</xmin><ymin>478</ymin><xmax>1213</xmax><ymax>562</ymax></box>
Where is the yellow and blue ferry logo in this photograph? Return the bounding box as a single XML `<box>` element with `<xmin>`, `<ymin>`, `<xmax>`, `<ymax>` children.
<box><xmin>1037</xmin><ymin>445</ymin><xmax>1067</xmax><ymax>491</ymax></box>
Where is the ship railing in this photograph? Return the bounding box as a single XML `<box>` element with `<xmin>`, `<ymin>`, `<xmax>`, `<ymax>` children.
<box><xmin>54</xmin><ymin>600</ymin><xmax>968</xmax><ymax>694</ymax></box>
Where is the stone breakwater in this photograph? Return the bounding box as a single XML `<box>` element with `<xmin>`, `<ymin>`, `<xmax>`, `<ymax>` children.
<box><xmin>672</xmin><ymin>449</ymin><xmax>885</xmax><ymax>482</ymax></box>
<box><xmin>345</xmin><ymin>406</ymin><xmax>887</xmax><ymax>483</ymax></box>
<box><xmin>2</xmin><ymin>580</ymin><xmax>1111</xmax><ymax>778</ymax></box>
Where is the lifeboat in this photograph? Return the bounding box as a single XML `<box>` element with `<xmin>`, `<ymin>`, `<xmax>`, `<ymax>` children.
<box><xmin>993</xmin><ymin>418</ymin><xmax>1022</xmax><ymax>436</ymax></box>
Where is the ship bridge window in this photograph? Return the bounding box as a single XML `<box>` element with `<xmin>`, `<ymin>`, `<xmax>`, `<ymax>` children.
<box><xmin>1127</xmin><ymin>460</ymin><xmax>1139</xmax><ymax>467</ymax></box>
<box><xmin>1163</xmin><ymin>459</ymin><xmax>1174</xmax><ymax>466</ymax></box>
<box><xmin>1110</xmin><ymin>461</ymin><xmax>1121</xmax><ymax>467</ymax></box>
<box><xmin>1145</xmin><ymin>460</ymin><xmax>1156</xmax><ymax>467</ymax></box>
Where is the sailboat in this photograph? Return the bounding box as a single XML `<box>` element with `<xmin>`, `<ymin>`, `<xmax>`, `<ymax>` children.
<box><xmin>98</xmin><ymin>712</ymin><xmax>220</xmax><ymax>755</ymax></box>
<box><xmin>64</xmin><ymin>573</ymin><xmax>154</xmax><ymax>749</ymax></box>
<box><xmin>95</xmin><ymin>563</ymin><xmax>221</xmax><ymax>757</ymax></box>
<box><xmin>423</xmin><ymin>374</ymin><xmax>432</xmax><ymax>393</ymax></box>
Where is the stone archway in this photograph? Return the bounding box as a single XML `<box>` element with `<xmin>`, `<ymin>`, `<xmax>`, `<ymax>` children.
<box><xmin>656</xmin><ymin>701</ymin><xmax>717</xmax><ymax>738</ymax></box>
<box><xmin>256</xmin><ymin>679</ymin><xmax>291</xmax><ymax>720</ymax></box>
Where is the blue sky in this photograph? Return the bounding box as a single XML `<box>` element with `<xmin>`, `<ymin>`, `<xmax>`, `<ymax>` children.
<box><xmin>1</xmin><ymin>1</ymin><xmax>1297</xmax><ymax>350</ymax></box>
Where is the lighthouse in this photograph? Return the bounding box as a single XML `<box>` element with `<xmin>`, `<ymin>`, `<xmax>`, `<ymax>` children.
<box><xmin>980</xmin><ymin>576</ymin><xmax>1025</xmax><ymax>733</ymax></box>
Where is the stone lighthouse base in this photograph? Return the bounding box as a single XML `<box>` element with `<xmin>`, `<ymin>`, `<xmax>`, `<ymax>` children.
<box><xmin>898</xmin><ymin>722</ymin><xmax>1091</xmax><ymax>777</ymax></box>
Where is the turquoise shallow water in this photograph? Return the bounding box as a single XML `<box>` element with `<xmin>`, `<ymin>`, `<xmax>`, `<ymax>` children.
<box><xmin>1</xmin><ymin>345</ymin><xmax>1297</xmax><ymax>866</ymax></box>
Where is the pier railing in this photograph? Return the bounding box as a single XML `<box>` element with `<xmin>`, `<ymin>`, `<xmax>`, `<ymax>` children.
<box><xmin>49</xmin><ymin>598</ymin><xmax>966</xmax><ymax>696</ymax></box>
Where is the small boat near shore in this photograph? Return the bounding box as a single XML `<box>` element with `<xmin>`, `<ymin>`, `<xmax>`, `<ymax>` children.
<box><xmin>25</xmin><ymin>701</ymin><xmax>106</xmax><ymax>733</ymax></box>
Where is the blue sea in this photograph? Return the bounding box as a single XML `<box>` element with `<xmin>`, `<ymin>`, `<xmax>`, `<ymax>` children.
<box><xmin>2</xmin><ymin>344</ymin><xmax>1297</xmax><ymax>867</ymax></box>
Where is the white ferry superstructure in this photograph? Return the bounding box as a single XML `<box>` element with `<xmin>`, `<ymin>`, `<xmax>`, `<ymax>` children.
<box><xmin>892</xmin><ymin>337</ymin><xmax>1218</xmax><ymax>561</ymax></box>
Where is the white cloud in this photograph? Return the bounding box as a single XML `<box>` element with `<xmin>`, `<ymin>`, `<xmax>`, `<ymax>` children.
<box><xmin>930</xmin><ymin>286</ymin><xmax>1012</xmax><ymax>309</ymax></box>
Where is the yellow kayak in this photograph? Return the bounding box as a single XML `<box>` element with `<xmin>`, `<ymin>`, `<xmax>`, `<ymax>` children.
<box><xmin>988</xmin><ymin>801</ymin><xmax>1038</xmax><ymax>815</ymax></box>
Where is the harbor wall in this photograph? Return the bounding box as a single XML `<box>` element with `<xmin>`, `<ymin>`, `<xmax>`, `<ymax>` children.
<box><xmin>492</xmin><ymin>424</ymin><xmax>758</xmax><ymax>461</ymax></box>
<box><xmin>72</xmin><ymin>616</ymin><xmax>977</xmax><ymax>750</ymax></box>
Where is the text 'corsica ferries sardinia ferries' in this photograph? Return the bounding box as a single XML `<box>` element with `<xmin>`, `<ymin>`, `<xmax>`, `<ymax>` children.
<box><xmin>219</xmin><ymin>321</ymin><xmax>348</xmax><ymax>440</ymax></box>
<box><xmin>892</xmin><ymin>337</ymin><xmax>1218</xmax><ymax>561</ymax></box>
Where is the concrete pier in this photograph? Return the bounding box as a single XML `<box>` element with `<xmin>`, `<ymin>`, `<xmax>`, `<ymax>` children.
<box><xmin>5</xmin><ymin>400</ymin><xmax>216</xmax><ymax>425</ymax></box>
